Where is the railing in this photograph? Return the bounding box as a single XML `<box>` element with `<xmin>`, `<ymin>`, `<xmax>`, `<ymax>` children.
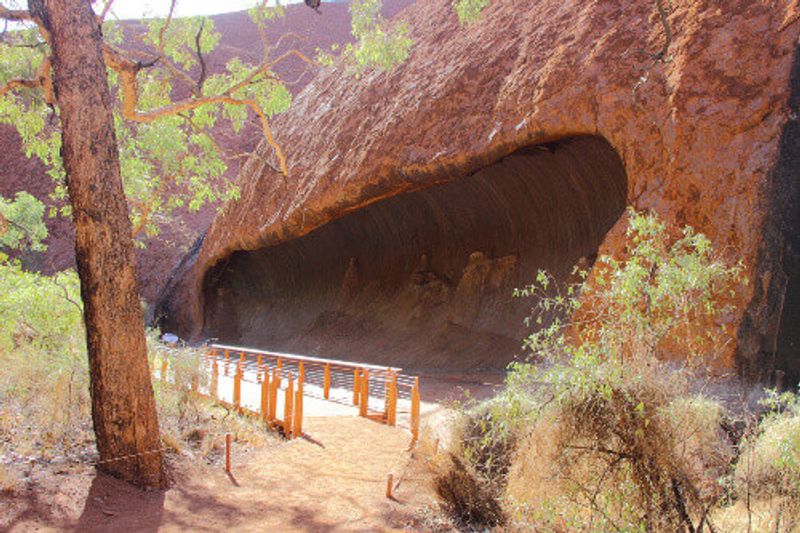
<box><xmin>153</xmin><ymin>343</ymin><xmax>422</xmax><ymax>442</ymax></box>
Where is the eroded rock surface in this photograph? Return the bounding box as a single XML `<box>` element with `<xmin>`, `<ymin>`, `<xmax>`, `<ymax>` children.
<box><xmin>158</xmin><ymin>0</ymin><xmax>800</xmax><ymax>377</ymax></box>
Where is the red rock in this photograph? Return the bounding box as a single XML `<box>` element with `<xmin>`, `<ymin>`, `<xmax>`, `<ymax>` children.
<box><xmin>158</xmin><ymin>1</ymin><xmax>800</xmax><ymax>379</ymax></box>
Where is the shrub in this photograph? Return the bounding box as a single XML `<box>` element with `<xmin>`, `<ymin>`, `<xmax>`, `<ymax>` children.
<box><xmin>431</xmin><ymin>209</ymin><xmax>746</xmax><ymax>531</ymax></box>
<box><xmin>733</xmin><ymin>391</ymin><xmax>800</xmax><ymax>523</ymax></box>
<box><xmin>0</xmin><ymin>261</ymin><xmax>272</xmax><ymax>481</ymax></box>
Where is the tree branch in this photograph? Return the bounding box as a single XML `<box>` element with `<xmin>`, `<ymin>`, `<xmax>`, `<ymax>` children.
<box><xmin>51</xmin><ymin>276</ymin><xmax>84</xmax><ymax>315</ymax></box>
<box><xmin>104</xmin><ymin>41</ymin><xmax>289</xmax><ymax>175</ymax></box>
<box><xmin>193</xmin><ymin>18</ymin><xmax>207</xmax><ymax>97</ymax></box>
<box><xmin>0</xmin><ymin>56</ymin><xmax>54</xmax><ymax>105</ymax></box>
<box><xmin>0</xmin><ymin>6</ymin><xmax>31</xmax><ymax>22</ymax></box>
<box><xmin>98</xmin><ymin>0</ymin><xmax>115</xmax><ymax>23</ymax></box>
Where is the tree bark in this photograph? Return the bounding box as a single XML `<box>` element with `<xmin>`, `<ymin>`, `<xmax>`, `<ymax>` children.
<box><xmin>29</xmin><ymin>0</ymin><xmax>166</xmax><ymax>488</ymax></box>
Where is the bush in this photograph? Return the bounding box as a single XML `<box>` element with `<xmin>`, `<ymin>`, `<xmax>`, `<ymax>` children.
<box><xmin>733</xmin><ymin>391</ymin><xmax>800</xmax><ymax>523</ymax></box>
<box><xmin>430</xmin><ymin>209</ymin><xmax>746</xmax><ymax>531</ymax></box>
<box><xmin>0</xmin><ymin>261</ymin><xmax>272</xmax><ymax>483</ymax></box>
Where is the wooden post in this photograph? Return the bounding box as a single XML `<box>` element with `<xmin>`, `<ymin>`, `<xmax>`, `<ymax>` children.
<box><xmin>211</xmin><ymin>358</ymin><xmax>219</xmax><ymax>400</ymax></box>
<box><xmin>233</xmin><ymin>362</ymin><xmax>243</xmax><ymax>412</ymax></box>
<box><xmin>384</xmin><ymin>369</ymin><xmax>391</xmax><ymax>421</ymax></box>
<box><xmin>207</xmin><ymin>346</ymin><xmax>216</xmax><ymax>365</ymax></box>
<box><xmin>386</xmin><ymin>474</ymin><xmax>393</xmax><ymax>499</ymax></box>
<box><xmin>298</xmin><ymin>361</ymin><xmax>305</xmax><ymax>383</ymax></box>
<box><xmin>323</xmin><ymin>363</ymin><xmax>331</xmax><ymax>400</ymax></box>
<box><xmin>283</xmin><ymin>373</ymin><xmax>294</xmax><ymax>438</ymax></box>
<box><xmin>261</xmin><ymin>370</ymin><xmax>270</xmax><ymax>423</ymax></box>
<box><xmin>225</xmin><ymin>433</ymin><xmax>231</xmax><ymax>473</ymax></box>
<box><xmin>410</xmin><ymin>377</ymin><xmax>421</xmax><ymax>442</ymax></box>
<box><xmin>269</xmin><ymin>368</ymin><xmax>279</xmax><ymax>420</ymax></box>
<box><xmin>224</xmin><ymin>349</ymin><xmax>230</xmax><ymax>376</ymax></box>
<box><xmin>293</xmin><ymin>375</ymin><xmax>303</xmax><ymax>439</ymax></box>
<box><xmin>360</xmin><ymin>370</ymin><xmax>369</xmax><ymax>417</ymax></box>
<box><xmin>277</xmin><ymin>357</ymin><xmax>282</xmax><ymax>373</ymax></box>
<box><xmin>239</xmin><ymin>351</ymin><xmax>245</xmax><ymax>369</ymax></box>
<box><xmin>353</xmin><ymin>368</ymin><xmax>361</xmax><ymax>405</ymax></box>
<box><xmin>388</xmin><ymin>373</ymin><xmax>398</xmax><ymax>426</ymax></box>
<box><xmin>257</xmin><ymin>354</ymin><xmax>263</xmax><ymax>383</ymax></box>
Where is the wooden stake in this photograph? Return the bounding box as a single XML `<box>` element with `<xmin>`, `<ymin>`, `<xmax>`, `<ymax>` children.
<box><xmin>225</xmin><ymin>433</ymin><xmax>231</xmax><ymax>473</ymax></box>
<box><xmin>410</xmin><ymin>377</ymin><xmax>421</xmax><ymax>442</ymax></box>
<box><xmin>224</xmin><ymin>349</ymin><xmax>230</xmax><ymax>376</ymax></box>
<box><xmin>386</xmin><ymin>474</ymin><xmax>393</xmax><ymax>499</ymax></box>
<box><xmin>257</xmin><ymin>354</ymin><xmax>263</xmax><ymax>383</ymax></box>
<box><xmin>284</xmin><ymin>373</ymin><xmax>294</xmax><ymax>438</ymax></box>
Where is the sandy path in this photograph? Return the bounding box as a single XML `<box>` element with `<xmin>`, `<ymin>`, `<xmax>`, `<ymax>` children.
<box><xmin>2</xmin><ymin>373</ymin><xmax>503</xmax><ymax>532</ymax></box>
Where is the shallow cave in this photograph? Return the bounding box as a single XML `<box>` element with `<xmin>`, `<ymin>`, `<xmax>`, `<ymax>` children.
<box><xmin>201</xmin><ymin>135</ymin><xmax>628</xmax><ymax>371</ymax></box>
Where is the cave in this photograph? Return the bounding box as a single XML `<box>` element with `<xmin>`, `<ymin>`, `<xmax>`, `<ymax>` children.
<box><xmin>201</xmin><ymin>135</ymin><xmax>628</xmax><ymax>371</ymax></box>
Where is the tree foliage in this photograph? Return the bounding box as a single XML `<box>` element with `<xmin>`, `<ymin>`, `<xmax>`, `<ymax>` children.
<box><xmin>317</xmin><ymin>0</ymin><xmax>411</xmax><ymax>73</ymax></box>
<box><xmin>453</xmin><ymin>0</ymin><xmax>490</xmax><ymax>25</ymax></box>
<box><xmin>0</xmin><ymin>191</ymin><xmax>48</xmax><ymax>253</ymax></box>
<box><xmin>0</xmin><ymin>1</ymin><xmax>301</xmax><ymax>244</ymax></box>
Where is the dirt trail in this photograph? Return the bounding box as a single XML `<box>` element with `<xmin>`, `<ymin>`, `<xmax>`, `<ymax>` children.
<box><xmin>3</xmin><ymin>374</ymin><xmax>502</xmax><ymax>532</ymax></box>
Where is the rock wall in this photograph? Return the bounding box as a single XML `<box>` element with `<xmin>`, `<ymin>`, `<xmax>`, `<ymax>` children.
<box><xmin>158</xmin><ymin>0</ymin><xmax>800</xmax><ymax>378</ymax></box>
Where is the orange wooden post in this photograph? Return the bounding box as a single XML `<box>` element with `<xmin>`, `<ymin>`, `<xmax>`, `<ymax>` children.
<box><xmin>386</xmin><ymin>474</ymin><xmax>393</xmax><ymax>499</ymax></box>
<box><xmin>206</xmin><ymin>347</ymin><xmax>214</xmax><ymax>365</ymax></box>
<box><xmin>353</xmin><ymin>368</ymin><xmax>361</xmax><ymax>405</ymax></box>
<box><xmin>224</xmin><ymin>349</ymin><xmax>230</xmax><ymax>376</ymax></box>
<box><xmin>239</xmin><ymin>351</ymin><xmax>245</xmax><ymax>370</ymax></box>
<box><xmin>384</xmin><ymin>369</ymin><xmax>391</xmax><ymax>421</ymax></box>
<box><xmin>233</xmin><ymin>362</ymin><xmax>243</xmax><ymax>411</ymax></box>
<box><xmin>257</xmin><ymin>354</ymin><xmax>263</xmax><ymax>383</ymax></box>
<box><xmin>410</xmin><ymin>377</ymin><xmax>421</xmax><ymax>441</ymax></box>
<box><xmin>359</xmin><ymin>370</ymin><xmax>369</xmax><ymax>417</ymax></box>
<box><xmin>269</xmin><ymin>368</ymin><xmax>279</xmax><ymax>420</ymax></box>
<box><xmin>211</xmin><ymin>358</ymin><xmax>219</xmax><ymax>400</ymax></box>
<box><xmin>323</xmin><ymin>363</ymin><xmax>331</xmax><ymax>400</ymax></box>
<box><xmin>261</xmin><ymin>369</ymin><xmax>270</xmax><ymax>423</ymax></box>
<box><xmin>388</xmin><ymin>373</ymin><xmax>398</xmax><ymax>426</ymax></box>
<box><xmin>293</xmin><ymin>374</ymin><xmax>303</xmax><ymax>439</ymax></box>
<box><xmin>277</xmin><ymin>357</ymin><xmax>283</xmax><ymax>373</ymax></box>
<box><xmin>298</xmin><ymin>361</ymin><xmax>305</xmax><ymax>382</ymax></box>
<box><xmin>283</xmin><ymin>373</ymin><xmax>294</xmax><ymax>438</ymax></box>
<box><xmin>225</xmin><ymin>433</ymin><xmax>231</xmax><ymax>473</ymax></box>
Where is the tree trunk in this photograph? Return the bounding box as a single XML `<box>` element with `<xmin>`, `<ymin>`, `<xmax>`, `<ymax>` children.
<box><xmin>29</xmin><ymin>0</ymin><xmax>166</xmax><ymax>489</ymax></box>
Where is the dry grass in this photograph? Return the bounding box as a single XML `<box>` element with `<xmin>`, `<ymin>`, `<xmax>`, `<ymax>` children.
<box><xmin>0</xmin><ymin>339</ymin><xmax>276</xmax><ymax>494</ymax></box>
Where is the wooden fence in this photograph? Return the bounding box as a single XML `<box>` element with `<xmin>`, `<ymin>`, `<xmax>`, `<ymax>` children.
<box><xmin>154</xmin><ymin>343</ymin><xmax>422</xmax><ymax>441</ymax></box>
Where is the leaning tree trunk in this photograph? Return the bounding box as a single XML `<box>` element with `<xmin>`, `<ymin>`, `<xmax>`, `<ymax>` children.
<box><xmin>29</xmin><ymin>0</ymin><xmax>166</xmax><ymax>488</ymax></box>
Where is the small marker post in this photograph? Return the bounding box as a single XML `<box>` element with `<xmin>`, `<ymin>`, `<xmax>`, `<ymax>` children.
<box><xmin>225</xmin><ymin>433</ymin><xmax>231</xmax><ymax>473</ymax></box>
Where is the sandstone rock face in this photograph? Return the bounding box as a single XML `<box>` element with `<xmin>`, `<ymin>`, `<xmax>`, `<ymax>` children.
<box><xmin>0</xmin><ymin>1</ymin><xmax>412</xmax><ymax>301</ymax></box>
<box><xmin>158</xmin><ymin>0</ymin><xmax>800</xmax><ymax>379</ymax></box>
